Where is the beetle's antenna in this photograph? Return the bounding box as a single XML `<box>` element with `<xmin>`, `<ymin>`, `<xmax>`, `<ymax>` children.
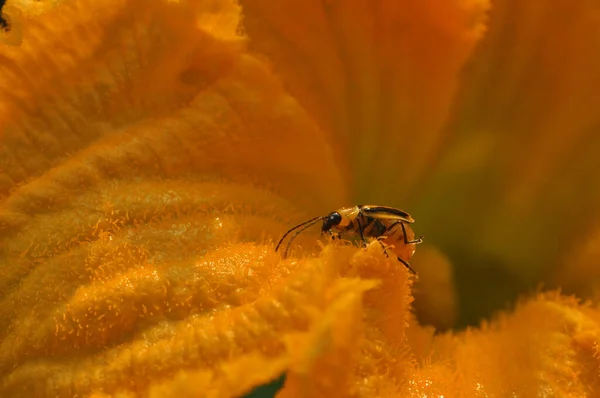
<box><xmin>275</xmin><ymin>215</ymin><xmax>325</xmax><ymax>254</ymax></box>
<box><xmin>283</xmin><ymin>219</ymin><xmax>325</xmax><ymax>257</ymax></box>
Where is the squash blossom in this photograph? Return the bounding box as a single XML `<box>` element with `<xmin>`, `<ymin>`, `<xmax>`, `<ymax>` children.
<box><xmin>1</xmin><ymin>0</ymin><xmax>600</xmax><ymax>397</ymax></box>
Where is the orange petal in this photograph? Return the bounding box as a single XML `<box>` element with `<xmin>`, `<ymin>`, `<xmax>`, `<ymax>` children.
<box><xmin>419</xmin><ymin>0</ymin><xmax>600</xmax><ymax>281</ymax></box>
<box><xmin>147</xmin><ymin>353</ymin><xmax>288</xmax><ymax>398</ymax></box>
<box><xmin>0</xmin><ymin>0</ymin><xmax>345</xmax><ymax>395</ymax></box>
<box><xmin>239</xmin><ymin>0</ymin><xmax>489</xmax><ymax>202</ymax></box>
<box><xmin>279</xmin><ymin>278</ymin><xmax>377</xmax><ymax>398</ymax></box>
<box><xmin>411</xmin><ymin>246</ymin><xmax>458</xmax><ymax>330</ymax></box>
<box><xmin>0</xmin><ymin>0</ymin><xmax>346</xmax><ymax>210</ymax></box>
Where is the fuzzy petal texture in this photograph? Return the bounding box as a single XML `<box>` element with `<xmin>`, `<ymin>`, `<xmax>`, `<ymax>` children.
<box><xmin>2</xmin><ymin>0</ymin><xmax>600</xmax><ymax>397</ymax></box>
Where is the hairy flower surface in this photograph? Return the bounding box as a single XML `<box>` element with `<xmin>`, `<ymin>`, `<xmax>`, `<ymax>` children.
<box><xmin>1</xmin><ymin>0</ymin><xmax>600</xmax><ymax>397</ymax></box>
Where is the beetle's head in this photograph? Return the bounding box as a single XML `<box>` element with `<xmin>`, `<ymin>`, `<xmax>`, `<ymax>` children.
<box><xmin>321</xmin><ymin>212</ymin><xmax>342</xmax><ymax>234</ymax></box>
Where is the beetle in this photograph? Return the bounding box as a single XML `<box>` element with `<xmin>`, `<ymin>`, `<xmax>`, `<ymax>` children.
<box><xmin>275</xmin><ymin>205</ymin><xmax>424</xmax><ymax>274</ymax></box>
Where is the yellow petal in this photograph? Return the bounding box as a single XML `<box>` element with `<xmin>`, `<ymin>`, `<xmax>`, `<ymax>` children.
<box><xmin>147</xmin><ymin>353</ymin><xmax>288</xmax><ymax>398</ymax></box>
<box><xmin>418</xmin><ymin>0</ymin><xmax>600</xmax><ymax>282</ymax></box>
<box><xmin>4</xmin><ymin>0</ymin><xmax>600</xmax><ymax>397</ymax></box>
<box><xmin>0</xmin><ymin>0</ymin><xmax>344</xmax><ymax>395</ymax></box>
<box><xmin>239</xmin><ymin>0</ymin><xmax>489</xmax><ymax>202</ymax></box>
<box><xmin>279</xmin><ymin>278</ymin><xmax>377</xmax><ymax>398</ymax></box>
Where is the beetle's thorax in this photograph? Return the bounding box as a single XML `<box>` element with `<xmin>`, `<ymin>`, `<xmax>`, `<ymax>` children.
<box><xmin>334</xmin><ymin>206</ymin><xmax>361</xmax><ymax>230</ymax></box>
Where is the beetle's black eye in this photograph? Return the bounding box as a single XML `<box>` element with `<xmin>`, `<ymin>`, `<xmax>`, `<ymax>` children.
<box><xmin>329</xmin><ymin>212</ymin><xmax>342</xmax><ymax>225</ymax></box>
<box><xmin>322</xmin><ymin>212</ymin><xmax>342</xmax><ymax>232</ymax></box>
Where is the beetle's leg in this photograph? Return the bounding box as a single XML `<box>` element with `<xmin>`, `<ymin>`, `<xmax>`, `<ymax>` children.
<box><xmin>328</xmin><ymin>230</ymin><xmax>342</xmax><ymax>240</ymax></box>
<box><xmin>355</xmin><ymin>216</ymin><xmax>368</xmax><ymax>247</ymax></box>
<box><xmin>376</xmin><ymin>239</ymin><xmax>390</xmax><ymax>258</ymax></box>
<box><xmin>397</xmin><ymin>256</ymin><xmax>417</xmax><ymax>275</ymax></box>
<box><xmin>399</xmin><ymin>222</ymin><xmax>424</xmax><ymax>245</ymax></box>
<box><xmin>382</xmin><ymin>223</ymin><xmax>396</xmax><ymax>236</ymax></box>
